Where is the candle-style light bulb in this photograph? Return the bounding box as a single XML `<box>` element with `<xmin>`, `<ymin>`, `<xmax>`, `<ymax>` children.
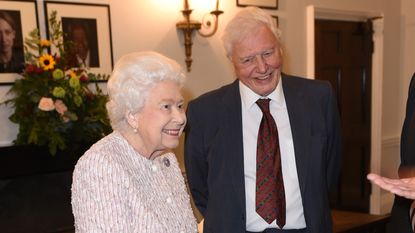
<box><xmin>184</xmin><ymin>0</ymin><xmax>189</xmax><ymax>10</ymax></box>
<box><xmin>215</xmin><ymin>0</ymin><xmax>219</xmax><ymax>10</ymax></box>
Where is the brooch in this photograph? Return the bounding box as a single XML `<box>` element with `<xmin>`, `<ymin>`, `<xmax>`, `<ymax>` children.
<box><xmin>163</xmin><ymin>157</ymin><xmax>170</xmax><ymax>167</ymax></box>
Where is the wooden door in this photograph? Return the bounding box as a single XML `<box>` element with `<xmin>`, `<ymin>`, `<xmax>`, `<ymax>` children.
<box><xmin>315</xmin><ymin>19</ymin><xmax>373</xmax><ymax>212</ymax></box>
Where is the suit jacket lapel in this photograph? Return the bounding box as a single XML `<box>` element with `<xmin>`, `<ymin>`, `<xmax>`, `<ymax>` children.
<box><xmin>221</xmin><ymin>80</ymin><xmax>246</xmax><ymax>214</ymax></box>
<box><xmin>402</xmin><ymin>73</ymin><xmax>415</xmax><ymax>164</ymax></box>
<box><xmin>282</xmin><ymin>75</ymin><xmax>310</xmax><ymax>195</ymax></box>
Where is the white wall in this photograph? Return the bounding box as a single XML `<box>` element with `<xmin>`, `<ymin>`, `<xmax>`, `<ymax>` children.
<box><xmin>0</xmin><ymin>0</ymin><xmax>413</xmax><ymax>213</ymax></box>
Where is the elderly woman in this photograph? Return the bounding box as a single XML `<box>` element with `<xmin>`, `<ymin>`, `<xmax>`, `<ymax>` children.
<box><xmin>0</xmin><ymin>11</ymin><xmax>24</xmax><ymax>73</ymax></box>
<box><xmin>71</xmin><ymin>51</ymin><xmax>197</xmax><ymax>232</ymax></box>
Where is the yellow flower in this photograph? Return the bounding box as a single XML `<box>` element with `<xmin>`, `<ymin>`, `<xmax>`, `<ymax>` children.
<box><xmin>39</xmin><ymin>54</ymin><xmax>56</xmax><ymax>71</ymax></box>
<box><xmin>39</xmin><ymin>39</ymin><xmax>51</xmax><ymax>47</ymax></box>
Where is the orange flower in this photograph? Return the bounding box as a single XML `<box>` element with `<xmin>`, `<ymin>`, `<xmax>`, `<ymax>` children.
<box><xmin>39</xmin><ymin>39</ymin><xmax>51</xmax><ymax>47</ymax></box>
<box><xmin>67</xmin><ymin>70</ymin><xmax>77</xmax><ymax>79</ymax></box>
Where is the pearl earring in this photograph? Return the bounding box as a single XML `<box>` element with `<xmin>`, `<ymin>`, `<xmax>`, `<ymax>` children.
<box><xmin>133</xmin><ymin>128</ymin><xmax>138</xmax><ymax>133</ymax></box>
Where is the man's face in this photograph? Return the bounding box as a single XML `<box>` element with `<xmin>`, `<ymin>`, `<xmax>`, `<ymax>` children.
<box><xmin>230</xmin><ymin>25</ymin><xmax>283</xmax><ymax>97</ymax></box>
<box><xmin>72</xmin><ymin>27</ymin><xmax>88</xmax><ymax>59</ymax></box>
<box><xmin>0</xmin><ymin>18</ymin><xmax>16</xmax><ymax>53</ymax></box>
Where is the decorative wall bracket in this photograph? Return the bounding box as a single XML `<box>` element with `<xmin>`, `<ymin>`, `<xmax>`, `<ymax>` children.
<box><xmin>176</xmin><ymin>0</ymin><xmax>223</xmax><ymax>72</ymax></box>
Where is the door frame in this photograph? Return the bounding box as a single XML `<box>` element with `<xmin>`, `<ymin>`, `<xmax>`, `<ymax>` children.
<box><xmin>305</xmin><ymin>5</ymin><xmax>385</xmax><ymax>214</ymax></box>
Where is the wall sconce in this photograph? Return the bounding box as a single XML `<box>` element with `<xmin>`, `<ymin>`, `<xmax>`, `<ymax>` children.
<box><xmin>176</xmin><ymin>0</ymin><xmax>223</xmax><ymax>72</ymax></box>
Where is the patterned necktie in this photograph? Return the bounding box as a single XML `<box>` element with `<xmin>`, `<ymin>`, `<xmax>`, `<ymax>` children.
<box><xmin>256</xmin><ymin>98</ymin><xmax>286</xmax><ymax>228</ymax></box>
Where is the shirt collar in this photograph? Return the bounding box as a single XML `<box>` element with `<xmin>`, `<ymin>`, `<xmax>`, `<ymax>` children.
<box><xmin>239</xmin><ymin>77</ymin><xmax>285</xmax><ymax>110</ymax></box>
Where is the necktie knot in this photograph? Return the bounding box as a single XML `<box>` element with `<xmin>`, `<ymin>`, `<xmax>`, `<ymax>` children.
<box><xmin>256</xmin><ymin>98</ymin><xmax>271</xmax><ymax>113</ymax></box>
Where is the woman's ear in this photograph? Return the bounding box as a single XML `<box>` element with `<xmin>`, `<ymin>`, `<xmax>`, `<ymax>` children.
<box><xmin>125</xmin><ymin>110</ymin><xmax>138</xmax><ymax>131</ymax></box>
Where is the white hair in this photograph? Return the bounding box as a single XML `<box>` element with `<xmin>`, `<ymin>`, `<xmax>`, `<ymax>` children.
<box><xmin>106</xmin><ymin>51</ymin><xmax>185</xmax><ymax>132</ymax></box>
<box><xmin>221</xmin><ymin>7</ymin><xmax>282</xmax><ymax>57</ymax></box>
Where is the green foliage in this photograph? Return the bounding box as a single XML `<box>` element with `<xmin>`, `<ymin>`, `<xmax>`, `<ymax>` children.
<box><xmin>3</xmin><ymin>11</ymin><xmax>112</xmax><ymax>155</ymax></box>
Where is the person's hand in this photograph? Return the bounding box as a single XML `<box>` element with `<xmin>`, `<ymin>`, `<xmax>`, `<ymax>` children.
<box><xmin>367</xmin><ymin>173</ymin><xmax>415</xmax><ymax>200</ymax></box>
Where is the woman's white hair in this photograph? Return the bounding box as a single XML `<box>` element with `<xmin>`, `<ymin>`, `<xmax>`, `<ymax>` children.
<box><xmin>106</xmin><ymin>51</ymin><xmax>185</xmax><ymax>132</ymax></box>
<box><xmin>221</xmin><ymin>7</ymin><xmax>282</xmax><ymax>58</ymax></box>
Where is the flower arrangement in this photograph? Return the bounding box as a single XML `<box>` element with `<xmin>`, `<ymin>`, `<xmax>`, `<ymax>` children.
<box><xmin>3</xmin><ymin>11</ymin><xmax>112</xmax><ymax>155</ymax></box>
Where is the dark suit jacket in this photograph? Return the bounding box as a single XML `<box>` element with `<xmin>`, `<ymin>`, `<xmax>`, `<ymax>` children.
<box><xmin>0</xmin><ymin>48</ymin><xmax>24</xmax><ymax>73</ymax></box>
<box><xmin>388</xmin><ymin>73</ymin><xmax>415</xmax><ymax>233</ymax></box>
<box><xmin>185</xmin><ymin>74</ymin><xmax>342</xmax><ymax>233</ymax></box>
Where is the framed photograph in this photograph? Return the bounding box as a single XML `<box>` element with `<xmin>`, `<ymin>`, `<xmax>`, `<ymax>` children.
<box><xmin>44</xmin><ymin>1</ymin><xmax>113</xmax><ymax>78</ymax></box>
<box><xmin>237</xmin><ymin>0</ymin><xmax>278</xmax><ymax>9</ymax></box>
<box><xmin>0</xmin><ymin>0</ymin><xmax>38</xmax><ymax>85</ymax></box>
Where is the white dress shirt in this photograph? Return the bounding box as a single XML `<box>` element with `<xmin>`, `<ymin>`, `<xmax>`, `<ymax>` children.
<box><xmin>239</xmin><ymin>80</ymin><xmax>306</xmax><ymax>231</ymax></box>
<box><xmin>76</xmin><ymin>50</ymin><xmax>91</xmax><ymax>68</ymax></box>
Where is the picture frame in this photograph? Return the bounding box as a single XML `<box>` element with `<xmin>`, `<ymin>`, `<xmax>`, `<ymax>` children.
<box><xmin>272</xmin><ymin>15</ymin><xmax>279</xmax><ymax>27</ymax></box>
<box><xmin>0</xmin><ymin>0</ymin><xmax>38</xmax><ymax>85</ymax></box>
<box><xmin>44</xmin><ymin>1</ymin><xmax>113</xmax><ymax>78</ymax></box>
<box><xmin>237</xmin><ymin>0</ymin><xmax>278</xmax><ymax>9</ymax></box>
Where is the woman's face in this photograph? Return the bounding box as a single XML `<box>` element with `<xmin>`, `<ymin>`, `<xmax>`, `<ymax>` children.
<box><xmin>134</xmin><ymin>80</ymin><xmax>186</xmax><ymax>157</ymax></box>
<box><xmin>0</xmin><ymin>18</ymin><xmax>15</xmax><ymax>54</ymax></box>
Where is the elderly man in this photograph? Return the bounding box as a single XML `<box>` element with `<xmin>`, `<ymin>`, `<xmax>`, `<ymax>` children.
<box><xmin>185</xmin><ymin>6</ymin><xmax>342</xmax><ymax>233</ymax></box>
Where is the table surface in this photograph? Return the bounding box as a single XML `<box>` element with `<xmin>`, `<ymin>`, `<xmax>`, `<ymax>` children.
<box><xmin>332</xmin><ymin>210</ymin><xmax>390</xmax><ymax>233</ymax></box>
